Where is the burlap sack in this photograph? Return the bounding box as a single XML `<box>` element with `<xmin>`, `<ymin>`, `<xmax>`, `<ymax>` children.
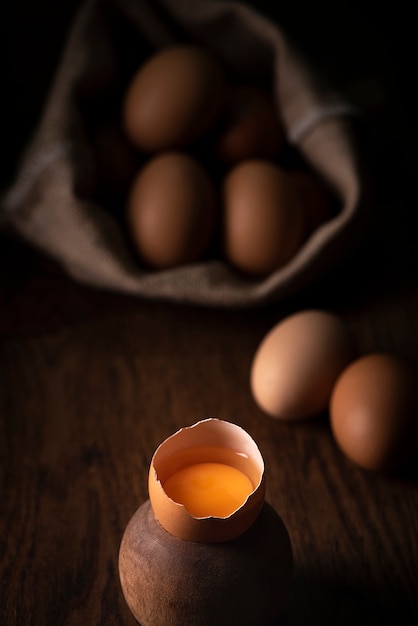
<box><xmin>1</xmin><ymin>0</ymin><xmax>372</xmax><ymax>307</ymax></box>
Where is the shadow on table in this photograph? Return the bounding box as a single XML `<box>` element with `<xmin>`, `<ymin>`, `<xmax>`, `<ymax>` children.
<box><xmin>278</xmin><ymin>565</ymin><xmax>417</xmax><ymax>626</ymax></box>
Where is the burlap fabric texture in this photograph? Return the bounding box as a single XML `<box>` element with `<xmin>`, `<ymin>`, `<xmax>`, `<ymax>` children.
<box><xmin>1</xmin><ymin>0</ymin><xmax>372</xmax><ymax>307</ymax></box>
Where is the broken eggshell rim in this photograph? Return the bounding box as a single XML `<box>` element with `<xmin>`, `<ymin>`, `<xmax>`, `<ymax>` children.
<box><xmin>148</xmin><ymin>417</ymin><xmax>266</xmax><ymax>543</ymax></box>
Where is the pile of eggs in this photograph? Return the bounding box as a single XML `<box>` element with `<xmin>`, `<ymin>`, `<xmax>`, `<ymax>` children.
<box><xmin>250</xmin><ymin>310</ymin><xmax>418</xmax><ymax>473</ymax></box>
<box><xmin>120</xmin><ymin>44</ymin><xmax>333</xmax><ymax>274</ymax></box>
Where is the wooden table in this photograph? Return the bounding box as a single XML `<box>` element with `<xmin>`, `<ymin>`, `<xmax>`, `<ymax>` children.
<box><xmin>1</xmin><ymin>152</ymin><xmax>418</xmax><ymax>626</ymax></box>
<box><xmin>2</xmin><ymin>2</ymin><xmax>418</xmax><ymax>623</ymax></box>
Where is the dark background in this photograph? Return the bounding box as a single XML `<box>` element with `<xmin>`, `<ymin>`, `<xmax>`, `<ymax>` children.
<box><xmin>1</xmin><ymin>0</ymin><xmax>417</xmax><ymax>193</ymax></box>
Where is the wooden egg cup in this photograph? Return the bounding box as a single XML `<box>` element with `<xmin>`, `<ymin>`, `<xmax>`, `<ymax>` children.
<box><xmin>119</xmin><ymin>499</ymin><xmax>293</xmax><ymax>626</ymax></box>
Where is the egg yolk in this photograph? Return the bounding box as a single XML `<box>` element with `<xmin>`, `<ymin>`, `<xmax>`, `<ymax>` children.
<box><xmin>163</xmin><ymin>462</ymin><xmax>254</xmax><ymax>518</ymax></box>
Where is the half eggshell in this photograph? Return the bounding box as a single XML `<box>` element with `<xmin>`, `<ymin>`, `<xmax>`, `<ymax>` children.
<box><xmin>148</xmin><ymin>418</ymin><xmax>266</xmax><ymax>543</ymax></box>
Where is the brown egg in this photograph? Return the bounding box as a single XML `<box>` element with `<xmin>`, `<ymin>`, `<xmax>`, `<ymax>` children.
<box><xmin>222</xmin><ymin>161</ymin><xmax>314</xmax><ymax>276</ymax></box>
<box><xmin>122</xmin><ymin>45</ymin><xmax>226</xmax><ymax>152</ymax></box>
<box><xmin>216</xmin><ymin>85</ymin><xmax>285</xmax><ymax>165</ymax></box>
<box><xmin>251</xmin><ymin>310</ymin><xmax>356</xmax><ymax>420</ymax></box>
<box><xmin>330</xmin><ymin>353</ymin><xmax>418</xmax><ymax>472</ymax></box>
<box><xmin>127</xmin><ymin>152</ymin><xmax>217</xmax><ymax>268</ymax></box>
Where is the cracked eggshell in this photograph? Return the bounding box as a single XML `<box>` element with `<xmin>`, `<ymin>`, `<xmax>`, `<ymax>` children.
<box><xmin>148</xmin><ymin>418</ymin><xmax>266</xmax><ymax>543</ymax></box>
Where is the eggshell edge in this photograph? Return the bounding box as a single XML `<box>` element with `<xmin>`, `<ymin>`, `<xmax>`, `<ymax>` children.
<box><xmin>148</xmin><ymin>418</ymin><xmax>266</xmax><ymax>542</ymax></box>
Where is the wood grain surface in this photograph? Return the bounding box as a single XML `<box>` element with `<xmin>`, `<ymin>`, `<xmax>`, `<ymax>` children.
<box><xmin>2</xmin><ymin>2</ymin><xmax>418</xmax><ymax>624</ymax></box>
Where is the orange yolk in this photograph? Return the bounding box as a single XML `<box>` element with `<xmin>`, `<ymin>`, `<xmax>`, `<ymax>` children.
<box><xmin>163</xmin><ymin>462</ymin><xmax>254</xmax><ymax>518</ymax></box>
